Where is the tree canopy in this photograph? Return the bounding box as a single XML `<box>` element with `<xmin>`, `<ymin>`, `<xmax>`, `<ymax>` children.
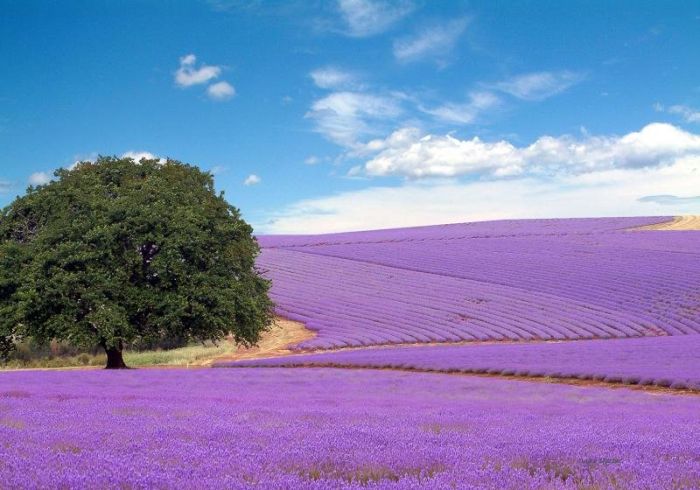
<box><xmin>0</xmin><ymin>156</ymin><xmax>273</xmax><ymax>368</ymax></box>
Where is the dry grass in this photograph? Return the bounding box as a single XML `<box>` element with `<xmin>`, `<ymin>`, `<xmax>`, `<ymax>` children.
<box><xmin>125</xmin><ymin>341</ymin><xmax>238</xmax><ymax>367</ymax></box>
<box><xmin>0</xmin><ymin>317</ymin><xmax>314</xmax><ymax>370</ymax></box>
<box><xmin>131</xmin><ymin>317</ymin><xmax>315</xmax><ymax>367</ymax></box>
<box><xmin>635</xmin><ymin>216</ymin><xmax>700</xmax><ymax>231</ymax></box>
<box><xmin>51</xmin><ymin>442</ymin><xmax>81</xmax><ymax>454</ymax></box>
<box><xmin>292</xmin><ymin>463</ymin><xmax>445</xmax><ymax>485</ymax></box>
<box><xmin>0</xmin><ymin>418</ymin><xmax>26</xmax><ymax>430</ymax></box>
<box><xmin>208</xmin><ymin>317</ymin><xmax>315</xmax><ymax>365</ymax></box>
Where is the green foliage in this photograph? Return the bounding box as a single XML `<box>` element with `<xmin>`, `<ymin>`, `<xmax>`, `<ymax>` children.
<box><xmin>0</xmin><ymin>156</ymin><xmax>273</xmax><ymax>363</ymax></box>
<box><xmin>0</xmin><ymin>339</ymin><xmax>239</xmax><ymax>370</ymax></box>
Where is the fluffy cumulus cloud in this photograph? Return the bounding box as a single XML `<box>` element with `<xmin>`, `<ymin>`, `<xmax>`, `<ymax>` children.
<box><xmin>174</xmin><ymin>54</ymin><xmax>222</xmax><ymax>87</ymax></box>
<box><xmin>310</xmin><ymin>67</ymin><xmax>359</xmax><ymax>90</ymax></box>
<box><xmin>120</xmin><ymin>151</ymin><xmax>166</xmax><ymax>164</ymax></box>
<box><xmin>175</xmin><ymin>54</ymin><xmax>234</xmax><ymax>101</ymax></box>
<box><xmin>29</xmin><ymin>152</ymin><xmax>164</xmax><ymax>189</ymax></box>
<box><xmin>362</xmin><ymin>127</ymin><xmax>521</xmax><ymax>178</ymax></box>
<box><xmin>69</xmin><ymin>151</ymin><xmax>165</xmax><ymax>170</ymax></box>
<box><xmin>337</xmin><ymin>0</ymin><xmax>414</xmax><ymax>37</ymax></box>
<box><xmin>359</xmin><ymin>123</ymin><xmax>700</xmax><ymax>178</ymax></box>
<box><xmin>259</xmin><ymin>123</ymin><xmax>700</xmax><ymax>233</ymax></box>
<box><xmin>207</xmin><ymin>81</ymin><xmax>236</xmax><ymax>100</ymax></box>
<box><xmin>393</xmin><ymin>18</ymin><xmax>468</xmax><ymax>63</ymax></box>
<box><xmin>260</xmin><ymin>154</ymin><xmax>700</xmax><ymax>234</ymax></box>
<box><xmin>494</xmin><ymin>71</ymin><xmax>584</xmax><ymax>101</ymax></box>
<box><xmin>28</xmin><ymin>172</ymin><xmax>52</xmax><ymax>186</ymax></box>
<box><xmin>244</xmin><ymin>174</ymin><xmax>261</xmax><ymax>186</ymax></box>
<box><xmin>306</xmin><ymin>91</ymin><xmax>403</xmax><ymax>147</ymax></box>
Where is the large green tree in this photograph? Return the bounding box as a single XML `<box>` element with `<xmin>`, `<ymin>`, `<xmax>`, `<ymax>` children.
<box><xmin>0</xmin><ymin>157</ymin><xmax>273</xmax><ymax>368</ymax></box>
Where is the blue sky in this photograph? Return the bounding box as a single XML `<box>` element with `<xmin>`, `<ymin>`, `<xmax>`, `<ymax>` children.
<box><xmin>1</xmin><ymin>0</ymin><xmax>699</xmax><ymax>233</ymax></box>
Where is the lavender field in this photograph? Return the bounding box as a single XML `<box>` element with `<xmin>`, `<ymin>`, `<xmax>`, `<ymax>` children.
<box><xmin>226</xmin><ymin>333</ymin><xmax>700</xmax><ymax>390</ymax></box>
<box><xmin>7</xmin><ymin>2</ymin><xmax>700</xmax><ymax>488</ymax></box>
<box><xmin>2</xmin><ymin>368</ymin><xmax>699</xmax><ymax>489</ymax></box>
<box><xmin>257</xmin><ymin>218</ymin><xmax>700</xmax><ymax>349</ymax></box>
<box><xmin>4</xmin><ymin>217</ymin><xmax>700</xmax><ymax>489</ymax></box>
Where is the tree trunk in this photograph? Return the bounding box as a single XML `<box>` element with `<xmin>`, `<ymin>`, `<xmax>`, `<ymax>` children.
<box><xmin>105</xmin><ymin>344</ymin><xmax>128</xmax><ymax>369</ymax></box>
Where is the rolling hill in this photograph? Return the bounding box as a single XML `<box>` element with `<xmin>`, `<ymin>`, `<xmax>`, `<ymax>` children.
<box><xmin>256</xmin><ymin>217</ymin><xmax>700</xmax><ymax>349</ymax></box>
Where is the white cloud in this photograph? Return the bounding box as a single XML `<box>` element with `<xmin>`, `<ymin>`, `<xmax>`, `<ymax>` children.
<box><xmin>358</xmin><ymin>123</ymin><xmax>700</xmax><ymax>179</ymax></box>
<box><xmin>655</xmin><ymin>103</ymin><xmax>700</xmax><ymax>123</ymax></box>
<box><xmin>0</xmin><ymin>180</ymin><xmax>12</xmax><ymax>193</ymax></box>
<box><xmin>175</xmin><ymin>54</ymin><xmax>222</xmax><ymax>87</ymax></box>
<box><xmin>393</xmin><ymin>18</ymin><xmax>468</xmax><ymax>63</ymax></box>
<box><xmin>420</xmin><ymin>91</ymin><xmax>501</xmax><ymax>124</ymax></box>
<box><xmin>28</xmin><ymin>172</ymin><xmax>52</xmax><ymax>186</ymax></box>
<box><xmin>244</xmin><ymin>174</ymin><xmax>261</xmax><ymax>186</ymax></box>
<box><xmin>338</xmin><ymin>0</ymin><xmax>413</xmax><ymax>37</ymax></box>
<box><xmin>362</xmin><ymin>127</ymin><xmax>522</xmax><ymax>178</ymax></box>
<box><xmin>310</xmin><ymin>67</ymin><xmax>359</xmax><ymax>90</ymax></box>
<box><xmin>121</xmin><ymin>151</ymin><xmax>165</xmax><ymax>164</ymax></box>
<box><xmin>304</xmin><ymin>156</ymin><xmax>321</xmax><ymax>165</ymax></box>
<box><xmin>639</xmin><ymin>194</ymin><xmax>700</xmax><ymax>205</ymax></box>
<box><xmin>69</xmin><ymin>151</ymin><xmax>164</xmax><ymax>170</ymax></box>
<box><xmin>207</xmin><ymin>81</ymin><xmax>236</xmax><ymax>100</ymax></box>
<box><xmin>306</xmin><ymin>91</ymin><xmax>403</xmax><ymax>147</ymax></box>
<box><xmin>494</xmin><ymin>71</ymin><xmax>584</xmax><ymax>101</ymax></box>
<box><xmin>260</xmin><ymin>154</ymin><xmax>700</xmax><ymax>234</ymax></box>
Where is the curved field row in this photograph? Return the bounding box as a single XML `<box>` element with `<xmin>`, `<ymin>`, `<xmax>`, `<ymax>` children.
<box><xmin>220</xmin><ymin>335</ymin><xmax>700</xmax><ymax>391</ymax></box>
<box><xmin>259</xmin><ymin>249</ymin><xmax>665</xmax><ymax>349</ymax></box>
<box><xmin>636</xmin><ymin>215</ymin><xmax>700</xmax><ymax>231</ymax></box>
<box><xmin>277</xmin><ymin>235</ymin><xmax>700</xmax><ymax>335</ymax></box>
<box><xmin>257</xmin><ymin>217</ymin><xmax>700</xmax><ymax>348</ymax></box>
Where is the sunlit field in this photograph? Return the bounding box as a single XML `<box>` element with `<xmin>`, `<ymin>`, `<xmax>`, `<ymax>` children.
<box><xmin>3</xmin><ymin>1</ymin><xmax>700</xmax><ymax>488</ymax></box>
<box><xmin>2</xmin><ymin>368</ymin><xmax>699</xmax><ymax>489</ymax></box>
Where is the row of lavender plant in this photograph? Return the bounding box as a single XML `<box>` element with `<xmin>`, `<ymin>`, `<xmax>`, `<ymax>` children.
<box><xmin>263</xmin><ymin>249</ymin><xmax>663</xmax><ymax>349</ymax></box>
<box><xmin>256</xmin><ymin>217</ymin><xmax>700</xmax><ymax>348</ymax></box>
<box><xmin>221</xmin><ymin>334</ymin><xmax>700</xmax><ymax>391</ymax></box>
<box><xmin>290</xmin><ymin>233</ymin><xmax>699</xmax><ymax>333</ymax></box>
<box><xmin>1</xmin><ymin>368</ymin><xmax>699</xmax><ymax>488</ymax></box>
<box><xmin>257</xmin><ymin>216</ymin><xmax>672</xmax><ymax>248</ymax></box>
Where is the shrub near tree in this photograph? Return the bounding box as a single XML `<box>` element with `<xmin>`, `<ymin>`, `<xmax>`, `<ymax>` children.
<box><xmin>0</xmin><ymin>157</ymin><xmax>274</xmax><ymax>368</ymax></box>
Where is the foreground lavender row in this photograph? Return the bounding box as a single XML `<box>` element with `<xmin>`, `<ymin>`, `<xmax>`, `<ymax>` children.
<box><xmin>2</xmin><ymin>368</ymin><xmax>699</xmax><ymax>489</ymax></box>
<box><xmin>226</xmin><ymin>334</ymin><xmax>700</xmax><ymax>390</ymax></box>
<box><xmin>256</xmin><ymin>217</ymin><xmax>700</xmax><ymax>349</ymax></box>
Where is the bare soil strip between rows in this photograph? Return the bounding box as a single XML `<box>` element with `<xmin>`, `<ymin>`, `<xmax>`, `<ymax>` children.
<box><xmin>220</xmin><ymin>363</ymin><xmax>700</xmax><ymax>396</ymax></box>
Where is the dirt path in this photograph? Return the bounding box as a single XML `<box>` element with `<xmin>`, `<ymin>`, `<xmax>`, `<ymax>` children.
<box><xmin>206</xmin><ymin>317</ymin><xmax>316</xmax><ymax>365</ymax></box>
<box><xmin>635</xmin><ymin>216</ymin><xmax>700</xmax><ymax>231</ymax></box>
